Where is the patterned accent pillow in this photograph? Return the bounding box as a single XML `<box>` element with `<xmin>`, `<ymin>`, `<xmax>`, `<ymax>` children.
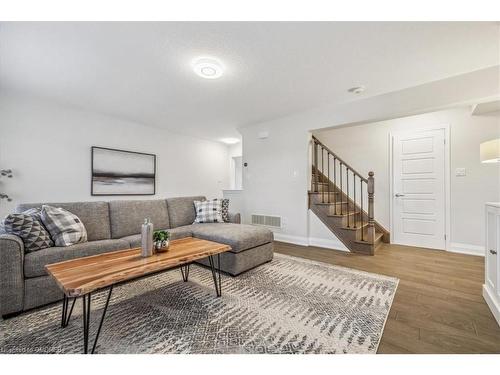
<box><xmin>1</xmin><ymin>213</ymin><xmax>54</xmax><ymax>252</ymax></box>
<box><xmin>221</xmin><ymin>198</ymin><xmax>230</xmax><ymax>222</ymax></box>
<box><xmin>25</xmin><ymin>207</ymin><xmax>56</xmax><ymax>243</ymax></box>
<box><xmin>23</xmin><ymin>207</ymin><xmax>44</xmax><ymax>223</ymax></box>
<box><xmin>40</xmin><ymin>205</ymin><xmax>88</xmax><ymax>247</ymax></box>
<box><xmin>193</xmin><ymin>199</ymin><xmax>224</xmax><ymax>223</ymax></box>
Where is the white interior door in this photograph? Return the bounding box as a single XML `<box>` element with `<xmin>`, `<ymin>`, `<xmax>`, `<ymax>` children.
<box><xmin>392</xmin><ymin>128</ymin><xmax>446</xmax><ymax>250</ymax></box>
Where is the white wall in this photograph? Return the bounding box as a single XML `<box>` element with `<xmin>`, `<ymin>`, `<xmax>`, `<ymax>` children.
<box><xmin>224</xmin><ymin>142</ymin><xmax>244</xmax><ymax>215</ymax></box>
<box><xmin>239</xmin><ymin>66</ymin><xmax>499</xmax><ymax>251</ymax></box>
<box><xmin>0</xmin><ymin>92</ymin><xmax>230</xmax><ymax>217</ymax></box>
<box><xmin>308</xmin><ymin>211</ymin><xmax>348</xmax><ymax>251</ymax></box>
<box><xmin>241</xmin><ymin>122</ymin><xmax>310</xmax><ymax>241</ymax></box>
<box><xmin>228</xmin><ymin>142</ymin><xmax>242</xmax><ymax>190</ymax></box>
<box><xmin>314</xmin><ymin>107</ymin><xmax>500</xmax><ymax>252</ymax></box>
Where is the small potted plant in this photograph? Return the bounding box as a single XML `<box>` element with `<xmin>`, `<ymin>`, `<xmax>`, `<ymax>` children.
<box><xmin>153</xmin><ymin>230</ymin><xmax>170</xmax><ymax>252</ymax></box>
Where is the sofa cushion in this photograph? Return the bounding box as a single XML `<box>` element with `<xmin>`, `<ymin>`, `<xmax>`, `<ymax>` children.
<box><xmin>166</xmin><ymin>196</ymin><xmax>206</xmax><ymax>228</ymax></box>
<box><xmin>24</xmin><ymin>239</ymin><xmax>130</xmax><ymax>278</ymax></box>
<box><xmin>109</xmin><ymin>200</ymin><xmax>170</xmax><ymax>239</ymax></box>
<box><xmin>16</xmin><ymin>201</ymin><xmax>111</xmax><ymax>241</ymax></box>
<box><xmin>120</xmin><ymin>226</ymin><xmax>194</xmax><ymax>248</ymax></box>
<box><xmin>191</xmin><ymin>223</ymin><xmax>273</xmax><ymax>253</ymax></box>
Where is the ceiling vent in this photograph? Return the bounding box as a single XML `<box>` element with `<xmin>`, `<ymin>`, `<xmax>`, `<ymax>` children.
<box><xmin>251</xmin><ymin>214</ymin><xmax>282</xmax><ymax>228</ymax></box>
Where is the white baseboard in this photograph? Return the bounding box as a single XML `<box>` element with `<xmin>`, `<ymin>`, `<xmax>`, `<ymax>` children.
<box><xmin>274</xmin><ymin>235</ymin><xmax>485</xmax><ymax>256</ymax></box>
<box><xmin>449</xmin><ymin>242</ymin><xmax>485</xmax><ymax>256</ymax></box>
<box><xmin>483</xmin><ymin>284</ymin><xmax>500</xmax><ymax>327</ymax></box>
<box><xmin>273</xmin><ymin>233</ymin><xmax>348</xmax><ymax>252</ymax></box>
<box><xmin>273</xmin><ymin>233</ymin><xmax>309</xmax><ymax>246</ymax></box>
<box><xmin>308</xmin><ymin>237</ymin><xmax>349</xmax><ymax>252</ymax></box>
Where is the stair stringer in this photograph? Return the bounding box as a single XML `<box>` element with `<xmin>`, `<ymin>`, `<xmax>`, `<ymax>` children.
<box><xmin>309</xmin><ymin>194</ymin><xmax>376</xmax><ymax>255</ymax></box>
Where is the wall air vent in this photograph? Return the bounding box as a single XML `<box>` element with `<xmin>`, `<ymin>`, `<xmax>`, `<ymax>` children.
<box><xmin>251</xmin><ymin>214</ymin><xmax>282</xmax><ymax>228</ymax></box>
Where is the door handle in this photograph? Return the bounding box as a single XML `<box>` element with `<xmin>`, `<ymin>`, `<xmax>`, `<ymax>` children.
<box><xmin>395</xmin><ymin>193</ymin><xmax>405</xmax><ymax>197</ymax></box>
<box><xmin>490</xmin><ymin>249</ymin><xmax>497</xmax><ymax>255</ymax></box>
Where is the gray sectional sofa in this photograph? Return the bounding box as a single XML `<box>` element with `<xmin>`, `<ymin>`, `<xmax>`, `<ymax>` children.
<box><xmin>0</xmin><ymin>196</ymin><xmax>274</xmax><ymax>317</ymax></box>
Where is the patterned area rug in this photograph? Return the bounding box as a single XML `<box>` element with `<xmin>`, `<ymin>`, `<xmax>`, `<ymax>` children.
<box><xmin>0</xmin><ymin>254</ymin><xmax>398</xmax><ymax>354</ymax></box>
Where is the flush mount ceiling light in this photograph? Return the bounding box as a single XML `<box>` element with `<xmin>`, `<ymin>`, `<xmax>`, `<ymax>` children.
<box><xmin>220</xmin><ymin>138</ymin><xmax>240</xmax><ymax>145</ymax></box>
<box><xmin>192</xmin><ymin>57</ymin><xmax>224</xmax><ymax>79</ymax></box>
<box><xmin>348</xmin><ymin>86</ymin><xmax>366</xmax><ymax>94</ymax></box>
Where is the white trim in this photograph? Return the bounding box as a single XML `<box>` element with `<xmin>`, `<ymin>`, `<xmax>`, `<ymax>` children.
<box><xmin>273</xmin><ymin>232</ymin><xmax>349</xmax><ymax>252</ymax></box>
<box><xmin>389</xmin><ymin>123</ymin><xmax>451</xmax><ymax>251</ymax></box>
<box><xmin>483</xmin><ymin>284</ymin><xmax>500</xmax><ymax>326</ymax></box>
<box><xmin>308</xmin><ymin>237</ymin><xmax>349</xmax><ymax>252</ymax></box>
<box><xmin>449</xmin><ymin>242</ymin><xmax>485</xmax><ymax>257</ymax></box>
<box><xmin>273</xmin><ymin>233</ymin><xmax>309</xmax><ymax>246</ymax></box>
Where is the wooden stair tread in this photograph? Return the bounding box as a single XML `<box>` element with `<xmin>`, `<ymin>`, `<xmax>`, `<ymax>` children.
<box><xmin>315</xmin><ymin>201</ymin><xmax>349</xmax><ymax>206</ymax></box>
<box><xmin>309</xmin><ymin>191</ymin><xmax>340</xmax><ymax>195</ymax></box>
<box><xmin>340</xmin><ymin>222</ymin><xmax>369</xmax><ymax>231</ymax></box>
<box><xmin>354</xmin><ymin>232</ymin><xmax>384</xmax><ymax>245</ymax></box>
<box><xmin>327</xmin><ymin>211</ymin><xmax>360</xmax><ymax>217</ymax></box>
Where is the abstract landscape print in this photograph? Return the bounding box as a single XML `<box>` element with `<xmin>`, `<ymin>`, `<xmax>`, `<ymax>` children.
<box><xmin>91</xmin><ymin>147</ymin><xmax>156</xmax><ymax>195</ymax></box>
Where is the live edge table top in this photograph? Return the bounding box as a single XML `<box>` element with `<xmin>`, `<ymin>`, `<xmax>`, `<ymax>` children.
<box><xmin>45</xmin><ymin>237</ymin><xmax>231</xmax><ymax>298</ymax></box>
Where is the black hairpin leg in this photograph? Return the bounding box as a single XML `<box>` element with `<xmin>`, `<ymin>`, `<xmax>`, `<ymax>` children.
<box><xmin>180</xmin><ymin>264</ymin><xmax>190</xmax><ymax>282</ymax></box>
<box><xmin>81</xmin><ymin>286</ymin><xmax>113</xmax><ymax>354</ymax></box>
<box><xmin>208</xmin><ymin>253</ymin><xmax>222</xmax><ymax>297</ymax></box>
<box><xmin>61</xmin><ymin>294</ymin><xmax>76</xmax><ymax>328</ymax></box>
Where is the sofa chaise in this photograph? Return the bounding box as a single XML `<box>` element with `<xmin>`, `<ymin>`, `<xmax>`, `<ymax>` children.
<box><xmin>0</xmin><ymin>196</ymin><xmax>274</xmax><ymax>318</ymax></box>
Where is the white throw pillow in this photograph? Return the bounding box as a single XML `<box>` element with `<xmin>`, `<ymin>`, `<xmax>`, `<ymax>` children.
<box><xmin>193</xmin><ymin>199</ymin><xmax>224</xmax><ymax>223</ymax></box>
<box><xmin>40</xmin><ymin>205</ymin><xmax>88</xmax><ymax>247</ymax></box>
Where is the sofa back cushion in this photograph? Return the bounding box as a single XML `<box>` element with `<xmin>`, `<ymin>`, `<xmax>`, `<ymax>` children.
<box><xmin>16</xmin><ymin>201</ymin><xmax>111</xmax><ymax>241</ymax></box>
<box><xmin>109</xmin><ymin>199</ymin><xmax>170</xmax><ymax>238</ymax></box>
<box><xmin>166</xmin><ymin>196</ymin><xmax>206</xmax><ymax>228</ymax></box>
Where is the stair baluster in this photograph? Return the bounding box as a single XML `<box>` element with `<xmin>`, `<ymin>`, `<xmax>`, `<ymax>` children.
<box><xmin>333</xmin><ymin>157</ymin><xmax>337</xmax><ymax>212</ymax></box>
<box><xmin>353</xmin><ymin>176</ymin><xmax>357</xmax><ymax>229</ymax></box>
<box><xmin>317</xmin><ymin>141</ymin><xmax>320</xmax><ymax>193</ymax></box>
<box><xmin>339</xmin><ymin>162</ymin><xmax>343</xmax><ymax>215</ymax></box>
<box><xmin>321</xmin><ymin>146</ymin><xmax>325</xmax><ymax>203</ymax></box>
<box><xmin>327</xmin><ymin>153</ymin><xmax>330</xmax><ymax>203</ymax></box>
<box><xmin>312</xmin><ymin>140</ymin><xmax>315</xmax><ymax>192</ymax></box>
<box><xmin>361</xmin><ymin>182</ymin><xmax>364</xmax><ymax>241</ymax></box>
<box><xmin>346</xmin><ymin>167</ymin><xmax>350</xmax><ymax>228</ymax></box>
<box><xmin>367</xmin><ymin>171</ymin><xmax>375</xmax><ymax>244</ymax></box>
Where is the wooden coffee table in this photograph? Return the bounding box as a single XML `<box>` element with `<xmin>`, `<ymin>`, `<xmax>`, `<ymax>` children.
<box><xmin>46</xmin><ymin>237</ymin><xmax>231</xmax><ymax>354</ymax></box>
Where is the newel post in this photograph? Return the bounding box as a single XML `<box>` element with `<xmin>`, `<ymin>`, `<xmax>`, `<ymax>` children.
<box><xmin>367</xmin><ymin>171</ymin><xmax>375</xmax><ymax>244</ymax></box>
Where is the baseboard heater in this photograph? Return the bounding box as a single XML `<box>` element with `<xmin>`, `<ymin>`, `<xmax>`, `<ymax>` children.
<box><xmin>251</xmin><ymin>214</ymin><xmax>282</xmax><ymax>228</ymax></box>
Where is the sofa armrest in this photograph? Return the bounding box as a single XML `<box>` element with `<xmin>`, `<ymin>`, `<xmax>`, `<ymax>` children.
<box><xmin>0</xmin><ymin>234</ymin><xmax>25</xmax><ymax>316</ymax></box>
<box><xmin>228</xmin><ymin>212</ymin><xmax>241</xmax><ymax>224</ymax></box>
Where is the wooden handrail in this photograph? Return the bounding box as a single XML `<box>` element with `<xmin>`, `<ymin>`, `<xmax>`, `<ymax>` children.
<box><xmin>312</xmin><ymin>136</ymin><xmax>368</xmax><ymax>183</ymax></box>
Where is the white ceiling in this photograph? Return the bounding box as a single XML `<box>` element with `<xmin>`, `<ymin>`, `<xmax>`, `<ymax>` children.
<box><xmin>0</xmin><ymin>22</ymin><xmax>498</xmax><ymax>142</ymax></box>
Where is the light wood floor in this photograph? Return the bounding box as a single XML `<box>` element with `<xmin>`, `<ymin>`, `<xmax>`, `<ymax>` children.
<box><xmin>274</xmin><ymin>241</ymin><xmax>500</xmax><ymax>354</ymax></box>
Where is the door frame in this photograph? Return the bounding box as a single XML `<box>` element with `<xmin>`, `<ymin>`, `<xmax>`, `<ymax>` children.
<box><xmin>389</xmin><ymin>123</ymin><xmax>451</xmax><ymax>251</ymax></box>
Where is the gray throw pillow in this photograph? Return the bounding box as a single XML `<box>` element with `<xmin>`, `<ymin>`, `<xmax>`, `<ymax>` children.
<box><xmin>41</xmin><ymin>205</ymin><xmax>87</xmax><ymax>247</ymax></box>
<box><xmin>1</xmin><ymin>213</ymin><xmax>54</xmax><ymax>252</ymax></box>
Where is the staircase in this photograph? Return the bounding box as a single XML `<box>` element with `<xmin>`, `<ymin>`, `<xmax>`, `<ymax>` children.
<box><xmin>309</xmin><ymin>136</ymin><xmax>389</xmax><ymax>255</ymax></box>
